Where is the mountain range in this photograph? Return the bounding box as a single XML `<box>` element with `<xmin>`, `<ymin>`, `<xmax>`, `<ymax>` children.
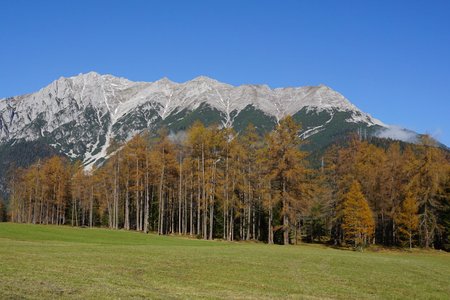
<box><xmin>0</xmin><ymin>73</ymin><xmax>400</xmax><ymax>157</ymax></box>
<box><xmin>0</xmin><ymin>72</ymin><xmax>422</xmax><ymax>190</ymax></box>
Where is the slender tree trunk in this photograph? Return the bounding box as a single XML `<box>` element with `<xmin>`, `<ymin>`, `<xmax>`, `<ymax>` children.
<box><xmin>125</xmin><ymin>172</ymin><xmax>130</xmax><ymax>230</ymax></box>
<box><xmin>247</xmin><ymin>203</ymin><xmax>251</xmax><ymax>240</ymax></box>
<box><xmin>190</xmin><ymin>171</ymin><xmax>194</xmax><ymax>236</ymax></box>
<box><xmin>257</xmin><ymin>205</ymin><xmax>261</xmax><ymax>241</ymax></box>
<box><xmin>197</xmin><ymin>158</ymin><xmax>201</xmax><ymax>236</ymax></box>
<box><xmin>294</xmin><ymin>219</ymin><xmax>298</xmax><ymax>245</ymax></box>
<box><xmin>202</xmin><ymin>145</ymin><xmax>207</xmax><ymax>240</ymax></box>
<box><xmin>28</xmin><ymin>193</ymin><xmax>32</xmax><ymax>223</ymax></box>
<box><xmin>223</xmin><ymin>209</ymin><xmax>226</xmax><ymax>240</ymax></box>
<box><xmin>230</xmin><ymin>207</ymin><xmax>234</xmax><ymax>241</ymax></box>
<box><xmin>109</xmin><ymin>199</ymin><xmax>113</xmax><ymax>228</ymax></box>
<box><xmin>209</xmin><ymin>162</ymin><xmax>216</xmax><ymax>240</ymax></box>
<box><xmin>282</xmin><ymin>179</ymin><xmax>289</xmax><ymax>245</ymax></box>
<box><xmin>239</xmin><ymin>209</ymin><xmax>243</xmax><ymax>240</ymax></box>
<box><xmin>224</xmin><ymin>145</ymin><xmax>229</xmax><ymax>240</ymax></box>
<box><xmin>82</xmin><ymin>205</ymin><xmax>86</xmax><ymax>227</ymax></box>
<box><xmin>209</xmin><ymin>201</ymin><xmax>214</xmax><ymax>240</ymax></box>
<box><xmin>247</xmin><ymin>172</ymin><xmax>251</xmax><ymax>240</ymax></box>
<box><xmin>136</xmin><ymin>158</ymin><xmax>140</xmax><ymax>231</ymax></box>
<box><xmin>89</xmin><ymin>186</ymin><xmax>93</xmax><ymax>228</ymax></box>
<box><xmin>268</xmin><ymin>205</ymin><xmax>273</xmax><ymax>244</ymax></box>
<box><xmin>71</xmin><ymin>198</ymin><xmax>75</xmax><ymax>226</ymax></box>
<box><xmin>183</xmin><ymin>173</ymin><xmax>188</xmax><ymax>235</ymax></box>
<box><xmin>150</xmin><ymin>186</ymin><xmax>154</xmax><ymax>231</ymax></box>
<box><xmin>409</xmin><ymin>230</ymin><xmax>412</xmax><ymax>250</ymax></box>
<box><xmin>178</xmin><ymin>154</ymin><xmax>182</xmax><ymax>234</ymax></box>
<box><xmin>252</xmin><ymin>205</ymin><xmax>256</xmax><ymax>240</ymax></box>
<box><xmin>170</xmin><ymin>190</ymin><xmax>175</xmax><ymax>234</ymax></box>
<box><xmin>268</xmin><ymin>181</ymin><xmax>273</xmax><ymax>244</ymax></box>
<box><xmin>158</xmin><ymin>160</ymin><xmax>165</xmax><ymax>234</ymax></box>
<box><xmin>115</xmin><ymin>182</ymin><xmax>118</xmax><ymax>229</ymax></box>
<box><xmin>424</xmin><ymin>205</ymin><xmax>430</xmax><ymax>248</ymax></box>
<box><xmin>113</xmin><ymin>160</ymin><xmax>117</xmax><ymax>229</ymax></box>
<box><xmin>203</xmin><ymin>196</ymin><xmax>208</xmax><ymax>240</ymax></box>
<box><xmin>144</xmin><ymin>156</ymin><xmax>150</xmax><ymax>234</ymax></box>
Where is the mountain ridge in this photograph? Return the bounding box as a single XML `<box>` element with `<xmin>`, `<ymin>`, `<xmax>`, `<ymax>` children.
<box><xmin>0</xmin><ymin>72</ymin><xmax>402</xmax><ymax>170</ymax></box>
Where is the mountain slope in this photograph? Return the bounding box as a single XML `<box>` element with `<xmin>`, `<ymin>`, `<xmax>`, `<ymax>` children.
<box><xmin>0</xmin><ymin>72</ymin><xmax>392</xmax><ymax>170</ymax></box>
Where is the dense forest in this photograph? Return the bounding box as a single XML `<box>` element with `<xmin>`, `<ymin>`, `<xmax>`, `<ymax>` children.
<box><xmin>5</xmin><ymin>116</ymin><xmax>450</xmax><ymax>250</ymax></box>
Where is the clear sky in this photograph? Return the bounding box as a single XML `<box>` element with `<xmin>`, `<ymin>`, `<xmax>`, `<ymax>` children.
<box><xmin>1</xmin><ymin>1</ymin><xmax>449</xmax><ymax>145</ymax></box>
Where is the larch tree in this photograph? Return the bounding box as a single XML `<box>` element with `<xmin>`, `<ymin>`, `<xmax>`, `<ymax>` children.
<box><xmin>6</xmin><ymin>119</ymin><xmax>449</xmax><ymax>250</ymax></box>
<box><xmin>227</xmin><ymin>130</ymin><xmax>245</xmax><ymax>241</ymax></box>
<box><xmin>265</xmin><ymin>116</ymin><xmax>308</xmax><ymax>245</ymax></box>
<box><xmin>411</xmin><ymin>136</ymin><xmax>448</xmax><ymax>248</ymax></box>
<box><xmin>395</xmin><ymin>192</ymin><xmax>419</xmax><ymax>249</ymax></box>
<box><xmin>341</xmin><ymin>180</ymin><xmax>375</xmax><ymax>250</ymax></box>
<box><xmin>220</xmin><ymin>127</ymin><xmax>237</xmax><ymax>240</ymax></box>
<box><xmin>380</xmin><ymin>142</ymin><xmax>405</xmax><ymax>245</ymax></box>
<box><xmin>354</xmin><ymin>142</ymin><xmax>386</xmax><ymax>244</ymax></box>
<box><xmin>153</xmin><ymin>129</ymin><xmax>178</xmax><ymax>235</ymax></box>
<box><xmin>71</xmin><ymin>162</ymin><xmax>84</xmax><ymax>227</ymax></box>
<box><xmin>239</xmin><ymin>124</ymin><xmax>264</xmax><ymax>241</ymax></box>
<box><xmin>186</xmin><ymin>121</ymin><xmax>212</xmax><ymax>239</ymax></box>
<box><xmin>306</xmin><ymin>166</ymin><xmax>333</xmax><ymax>243</ymax></box>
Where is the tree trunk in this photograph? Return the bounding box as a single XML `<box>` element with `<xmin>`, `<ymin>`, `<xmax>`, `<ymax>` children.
<box><xmin>209</xmin><ymin>199</ymin><xmax>214</xmax><ymax>240</ymax></box>
<box><xmin>202</xmin><ymin>145</ymin><xmax>207</xmax><ymax>240</ymax></box>
<box><xmin>190</xmin><ymin>171</ymin><xmax>194</xmax><ymax>236</ymax></box>
<box><xmin>178</xmin><ymin>154</ymin><xmax>182</xmax><ymax>234</ymax></box>
<box><xmin>409</xmin><ymin>230</ymin><xmax>412</xmax><ymax>250</ymax></box>
<box><xmin>268</xmin><ymin>205</ymin><xmax>273</xmax><ymax>244</ymax></box>
<box><xmin>144</xmin><ymin>156</ymin><xmax>150</xmax><ymax>234</ymax></box>
<box><xmin>158</xmin><ymin>156</ymin><xmax>165</xmax><ymax>234</ymax></box>
<box><xmin>197</xmin><ymin>158</ymin><xmax>201</xmax><ymax>236</ymax></box>
<box><xmin>89</xmin><ymin>186</ymin><xmax>93</xmax><ymax>228</ymax></box>
<box><xmin>125</xmin><ymin>172</ymin><xmax>130</xmax><ymax>230</ymax></box>
<box><xmin>283</xmin><ymin>179</ymin><xmax>289</xmax><ymax>245</ymax></box>
<box><xmin>136</xmin><ymin>159</ymin><xmax>140</xmax><ymax>231</ymax></box>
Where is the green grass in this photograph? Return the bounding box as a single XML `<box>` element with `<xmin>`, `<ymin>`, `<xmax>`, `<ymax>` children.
<box><xmin>0</xmin><ymin>223</ymin><xmax>449</xmax><ymax>299</ymax></box>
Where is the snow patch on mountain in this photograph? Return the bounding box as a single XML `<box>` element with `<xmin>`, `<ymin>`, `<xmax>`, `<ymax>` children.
<box><xmin>300</xmin><ymin>113</ymin><xmax>335</xmax><ymax>139</ymax></box>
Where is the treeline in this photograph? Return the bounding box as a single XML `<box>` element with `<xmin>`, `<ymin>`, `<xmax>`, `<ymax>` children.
<box><xmin>7</xmin><ymin>117</ymin><xmax>450</xmax><ymax>249</ymax></box>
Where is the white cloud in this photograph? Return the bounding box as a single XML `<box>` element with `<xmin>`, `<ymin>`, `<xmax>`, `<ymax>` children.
<box><xmin>375</xmin><ymin>125</ymin><xmax>418</xmax><ymax>143</ymax></box>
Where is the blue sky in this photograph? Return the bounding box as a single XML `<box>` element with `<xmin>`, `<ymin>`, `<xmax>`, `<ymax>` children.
<box><xmin>1</xmin><ymin>1</ymin><xmax>449</xmax><ymax>145</ymax></box>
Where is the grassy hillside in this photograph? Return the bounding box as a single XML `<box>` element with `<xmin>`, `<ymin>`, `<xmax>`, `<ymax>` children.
<box><xmin>0</xmin><ymin>223</ymin><xmax>449</xmax><ymax>299</ymax></box>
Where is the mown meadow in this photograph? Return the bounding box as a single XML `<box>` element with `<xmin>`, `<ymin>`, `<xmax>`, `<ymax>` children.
<box><xmin>0</xmin><ymin>223</ymin><xmax>449</xmax><ymax>299</ymax></box>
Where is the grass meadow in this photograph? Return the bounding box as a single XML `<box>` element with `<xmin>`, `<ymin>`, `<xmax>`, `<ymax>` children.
<box><xmin>0</xmin><ymin>223</ymin><xmax>449</xmax><ymax>299</ymax></box>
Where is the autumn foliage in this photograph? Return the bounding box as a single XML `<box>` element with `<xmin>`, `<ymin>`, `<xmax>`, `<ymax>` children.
<box><xmin>6</xmin><ymin>117</ymin><xmax>450</xmax><ymax>249</ymax></box>
<box><xmin>395</xmin><ymin>192</ymin><xmax>419</xmax><ymax>249</ymax></box>
<box><xmin>341</xmin><ymin>180</ymin><xmax>374</xmax><ymax>249</ymax></box>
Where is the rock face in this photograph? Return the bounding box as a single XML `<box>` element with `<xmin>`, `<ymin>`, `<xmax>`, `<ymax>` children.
<box><xmin>0</xmin><ymin>72</ymin><xmax>388</xmax><ymax>169</ymax></box>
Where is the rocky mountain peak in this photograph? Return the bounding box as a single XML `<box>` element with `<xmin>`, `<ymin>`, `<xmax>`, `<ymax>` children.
<box><xmin>0</xmin><ymin>72</ymin><xmax>391</xmax><ymax>168</ymax></box>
